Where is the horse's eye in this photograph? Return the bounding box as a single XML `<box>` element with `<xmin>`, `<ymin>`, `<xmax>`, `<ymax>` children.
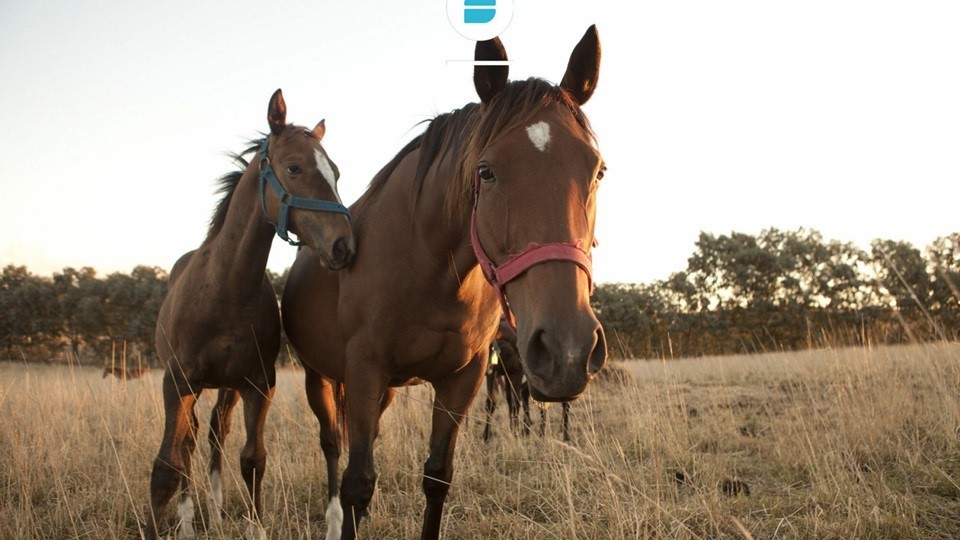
<box><xmin>287</xmin><ymin>165</ymin><xmax>302</xmax><ymax>175</ymax></box>
<box><xmin>478</xmin><ymin>164</ymin><xmax>496</xmax><ymax>183</ymax></box>
<box><xmin>596</xmin><ymin>166</ymin><xmax>606</xmax><ymax>181</ymax></box>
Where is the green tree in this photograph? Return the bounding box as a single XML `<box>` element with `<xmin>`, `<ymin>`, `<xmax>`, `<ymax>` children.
<box><xmin>925</xmin><ymin>234</ymin><xmax>960</xmax><ymax>337</ymax></box>
<box><xmin>268</xmin><ymin>268</ymin><xmax>289</xmax><ymax>300</ymax></box>
<box><xmin>870</xmin><ymin>239</ymin><xmax>933</xmax><ymax>321</ymax></box>
<box><xmin>53</xmin><ymin>267</ymin><xmax>105</xmax><ymax>358</ymax></box>
<box><xmin>685</xmin><ymin>231</ymin><xmax>780</xmax><ymax>310</ymax></box>
<box><xmin>592</xmin><ymin>283</ymin><xmax>668</xmax><ymax>358</ymax></box>
<box><xmin>0</xmin><ymin>265</ymin><xmax>58</xmax><ymax>358</ymax></box>
<box><xmin>101</xmin><ymin>266</ymin><xmax>168</xmax><ymax>361</ymax></box>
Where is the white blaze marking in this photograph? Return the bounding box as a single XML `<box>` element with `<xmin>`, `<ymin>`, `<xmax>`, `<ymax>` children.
<box><xmin>207</xmin><ymin>471</ymin><xmax>223</xmax><ymax>525</ymax></box>
<box><xmin>314</xmin><ymin>149</ymin><xmax>342</xmax><ymax>203</ymax></box>
<box><xmin>325</xmin><ymin>496</ymin><xmax>344</xmax><ymax>540</ymax></box>
<box><xmin>176</xmin><ymin>497</ymin><xmax>196</xmax><ymax>539</ymax></box>
<box><xmin>526</xmin><ymin>121</ymin><xmax>551</xmax><ymax>152</ymax></box>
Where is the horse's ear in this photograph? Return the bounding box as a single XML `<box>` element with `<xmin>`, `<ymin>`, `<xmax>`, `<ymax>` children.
<box><xmin>560</xmin><ymin>25</ymin><xmax>601</xmax><ymax>105</ymax></box>
<box><xmin>474</xmin><ymin>38</ymin><xmax>509</xmax><ymax>104</ymax></box>
<box><xmin>268</xmin><ymin>88</ymin><xmax>287</xmax><ymax>136</ymax></box>
<box><xmin>313</xmin><ymin>119</ymin><xmax>326</xmax><ymax>141</ymax></box>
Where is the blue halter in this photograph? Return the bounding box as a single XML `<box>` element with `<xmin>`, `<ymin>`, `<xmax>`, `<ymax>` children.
<box><xmin>258</xmin><ymin>138</ymin><xmax>351</xmax><ymax>246</ymax></box>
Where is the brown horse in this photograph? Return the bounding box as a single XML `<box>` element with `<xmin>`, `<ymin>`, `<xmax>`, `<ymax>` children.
<box><xmin>482</xmin><ymin>317</ymin><xmax>532</xmax><ymax>441</ymax></box>
<box><xmin>102</xmin><ymin>365</ymin><xmax>151</xmax><ymax>380</ymax></box>
<box><xmin>283</xmin><ymin>27</ymin><xmax>607</xmax><ymax>539</ymax></box>
<box><xmin>145</xmin><ymin>89</ymin><xmax>355</xmax><ymax>540</ymax></box>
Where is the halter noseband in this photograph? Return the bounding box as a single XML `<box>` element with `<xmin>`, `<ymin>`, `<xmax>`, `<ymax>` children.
<box><xmin>469</xmin><ymin>170</ymin><xmax>594</xmax><ymax>330</ymax></box>
<box><xmin>258</xmin><ymin>138</ymin><xmax>351</xmax><ymax>246</ymax></box>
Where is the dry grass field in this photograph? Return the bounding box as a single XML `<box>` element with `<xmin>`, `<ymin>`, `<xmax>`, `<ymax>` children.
<box><xmin>2</xmin><ymin>342</ymin><xmax>960</xmax><ymax>539</ymax></box>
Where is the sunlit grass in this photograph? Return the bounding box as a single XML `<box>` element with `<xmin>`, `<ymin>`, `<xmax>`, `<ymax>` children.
<box><xmin>2</xmin><ymin>342</ymin><xmax>960</xmax><ymax>538</ymax></box>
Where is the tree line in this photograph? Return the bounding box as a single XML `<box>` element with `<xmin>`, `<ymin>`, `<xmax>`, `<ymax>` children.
<box><xmin>2</xmin><ymin>228</ymin><xmax>957</xmax><ymax>364</ymax></box>
<box><xmin>591</xmin><ymin>229</ymin><xmax>960</xmax><ymax>358</ymax></box>
<box><xmin>0</xmin><ymin>265</ymin><xmax>287</xmax><ymax>365</ymax></box>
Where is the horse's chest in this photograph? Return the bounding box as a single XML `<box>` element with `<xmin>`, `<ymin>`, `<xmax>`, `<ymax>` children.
<box><xmin>167</xmin><ymin>305</ymin><xmax>280</xmax><ymax>386</ymax></box>
<box><xmin>193</xmin><ymin>329</ymin><xmax>278</xmax><ymax>387</ymax></box>
<box><xmin>390</xmin><ymin>320</ymin><xmax>491</xmax><ymax>382</ymax></box>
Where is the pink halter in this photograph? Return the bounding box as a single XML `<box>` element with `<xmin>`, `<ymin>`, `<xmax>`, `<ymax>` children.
<box><xmin>469</xmin><ymin>170</ymin><xmax>594</xmax><ymax>329</ymax></box>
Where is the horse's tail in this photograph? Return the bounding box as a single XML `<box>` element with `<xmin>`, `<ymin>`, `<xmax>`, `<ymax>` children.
<box><xmin>335</xmin><ymin>381</ymin><xmax>348</xmax><ymax>451</ymax></box>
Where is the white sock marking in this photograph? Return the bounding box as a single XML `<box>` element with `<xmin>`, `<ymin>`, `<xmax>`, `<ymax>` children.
<box><xmin>176</xmin><ymin>496</ymin><xmax>196</xmax><ymax>539</ymax></box>
<box><xmin>526</xmin><ymin>121</ymin><xmax>551</xmax><ymax>152</ymax></box>
<box><xmin>314</xmin><ymin>149</ymin><xmax>342</xmax><ymax>203</ymax></box>
<box><xmin>207</xmin><ymin>471</ymin><xmax>223</xmax><ymax>525</ymax></box>
<box><xmin>244</xmin><ymin>522</ymin><xmax>267</xmax><ymax>540</ymax></box>
<box><xmin>325</xmin><ymin>496</ymin><xmax>344</xmax><ymax>540</ymax></box>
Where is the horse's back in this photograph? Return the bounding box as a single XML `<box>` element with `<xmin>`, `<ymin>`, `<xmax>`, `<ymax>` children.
<box><xmin>283</xmin><ymin>248</ymin><xmax>347</xmax><ymax>381</ymax></box>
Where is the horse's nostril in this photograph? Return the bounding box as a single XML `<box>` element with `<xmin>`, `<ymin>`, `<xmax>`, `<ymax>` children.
<box><xmin>332</xmin><ymin>237</ymin><xmax>347</xmax><ymax>262</ymax></box>
<box><xmin>587</xmin><ymin>328</ymin><xmax>607</xmax><ymax>376</ymax></box>
<box><xmin>523</xmin><ymin>329</ymin><xmax>555</xmax><ymax>380</ymax></box>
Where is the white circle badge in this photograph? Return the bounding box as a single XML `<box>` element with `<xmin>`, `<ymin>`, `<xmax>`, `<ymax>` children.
<box><xmin>446</xmin><ymin>0</ymin><xmax>514</xmax><ymax>41</ymax></box>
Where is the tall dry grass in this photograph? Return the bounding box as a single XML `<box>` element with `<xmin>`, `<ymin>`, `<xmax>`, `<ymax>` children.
<box><xmin>2</xmin><ymin>342</ymin><xmax>960</xmax><ymax>538</ymax></box>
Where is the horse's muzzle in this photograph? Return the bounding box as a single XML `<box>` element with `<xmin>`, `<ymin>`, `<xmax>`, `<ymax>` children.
<box><xmin>520</xmin><ymin>323</ymin><xmax>606</xmax><ymax>401</ymax></box>
<box><xmin>322</xmin><ymin>235</ymin><xmax>356</xmax><ymax>271</ymax></box>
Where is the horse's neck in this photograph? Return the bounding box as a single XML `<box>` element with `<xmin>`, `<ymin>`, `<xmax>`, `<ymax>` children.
<box><xmin>205</xmin><ymin>163</ymin><xmax>274</xmax><ymax>295</ymax></box>
<box><xmin>416</xmin><ymin>163</ymin><xmax>477</xmax><ymax>286</ymax></box>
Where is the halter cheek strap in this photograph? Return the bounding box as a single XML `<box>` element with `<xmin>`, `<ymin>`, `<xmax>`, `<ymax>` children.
<box><xmin>258</xmin><ymin>139</ymin><xmax>351</xmax><ymax>246</ymax></box>
<box><xmin>469</xmin><ymin>170</ymin><xmax>594</xmax><ymax>330</ymax></box>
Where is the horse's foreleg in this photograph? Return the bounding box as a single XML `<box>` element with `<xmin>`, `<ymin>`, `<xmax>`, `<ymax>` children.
<box><xmin>207</xmin><ymin>388</ymin><xmax>240</xmax><ymax>525</ymax></box>
<box><xmin>520</xmin><ymin>383</ymin><xmax>532</xmax><ymax>437</ymax></box>
<box><xmin>421</xmin><ymin>354</ymin><xmax>486</xmax><ymax>540</ymax></box>
<box><xmin>238</xmin><ymin>384</ymin><xmax>275</xmax><ymax>538</ymax></box>
<box><xmin>561</xmin><ymin>402</ymin><xmax>571</xmax><ymax>443</ymax></box>
<box><xmin>506</xmin><ymin>374</ymin><xmax>524</xmax><ymax>435</ymax></box>
<box><xmin>339</xmin><ymin>359</ymin><xmax>390</xmax><ymax>540</ymax></box>
<box><xmin>305</xmin><ymin>370</ymin><xmax>343</xmax><ymax>540</ymax></box>
<box><xmin>146</xmin><ymin>372</ymin><xmax>199</xmax><ymax>540</ymax></box>
<box><xmin>176</xmin><ymin>398</ymin><xmax>200</xmax><ymax>538</ymax></box>
<box><xmin>539</xmin><ymin>407</ymin><xmax>547</xmax><ymax>437</ymax></box>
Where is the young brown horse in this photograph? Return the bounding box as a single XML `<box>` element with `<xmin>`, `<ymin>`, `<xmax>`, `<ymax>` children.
<box><xmin>146</xmin><ymin>89</ymin><xmax>355</xmax><ymax>540</ymax></box>
<box><xmin>482</xmin><ymin>317</ymin><xmax>532</xmax><ymax>441</ymax></box>
<box><xmin>283</xmin><ymin>27</ymin><xmax>606</xmax><ymax>539</ymax></box>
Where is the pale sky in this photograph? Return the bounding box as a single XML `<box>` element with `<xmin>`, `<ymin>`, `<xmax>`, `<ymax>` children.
<box><xmin>1</xmin><ymin>1</ymin><xmax>958</xmax><ymax>285</ymax></box>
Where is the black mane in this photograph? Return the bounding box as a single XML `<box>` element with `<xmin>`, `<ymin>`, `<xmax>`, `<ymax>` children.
<box><xmin>352</xmin><ymin>77</ymin><xmax>595</xmax><ymax>217</ymax></box>
<box><xmin>204</xmin><ymin>137</ymin><xmax>264</xmax><ymax>244</ymax></box>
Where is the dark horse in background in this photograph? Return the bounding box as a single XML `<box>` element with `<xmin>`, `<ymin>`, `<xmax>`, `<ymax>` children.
<box><xmin>482</xmin><ymin>317</ymin><xmax>532</xmax><ymax>440</ymax></box>
<box><xmin>102</xmin><ymin>365</ymin><xmax>151</xmax><ymax>380</ymax></box>
<box><xmin>283</xmin><ymin>26</ymin><xmax>607</xmax><ymax>540</ymax></box>
<box><xmin>145</xmin><ymin>90</ymin><xmax>355</xmax><ymax>540</ymax></box>
<box><xmin>482</xmin><ymin>317</ymin><xmax>572</xmax><ymax>442</ymax></box>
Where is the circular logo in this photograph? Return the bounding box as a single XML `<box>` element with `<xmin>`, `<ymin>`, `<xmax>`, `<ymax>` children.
<box><xmin>446</xmin><ymin>0</ymin><xmax>514</xmax><ymax>41</ymax></box>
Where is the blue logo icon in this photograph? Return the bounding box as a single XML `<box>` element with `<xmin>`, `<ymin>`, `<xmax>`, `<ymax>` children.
<box><xmin>447</xmin><ymin>0</ymin><xmax>513</xmax><ymax>41</ymax></box>
<box><xmin>464</xmin><ymin>0</ymin><xmax>496</xmax><ymax>24</ymax></box>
